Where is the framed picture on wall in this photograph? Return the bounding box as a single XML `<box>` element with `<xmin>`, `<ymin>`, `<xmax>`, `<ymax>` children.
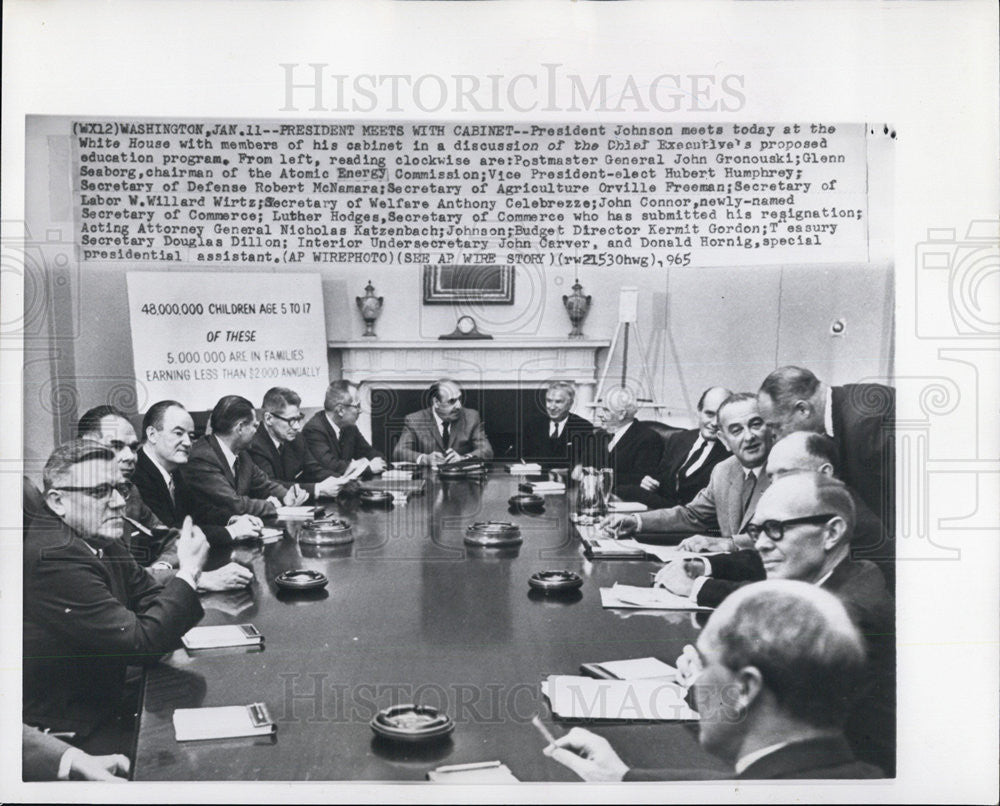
<box><xmin>422</xmin><ymin>265</ymin><xmax>515</xmax><ymax>304</ymax></box>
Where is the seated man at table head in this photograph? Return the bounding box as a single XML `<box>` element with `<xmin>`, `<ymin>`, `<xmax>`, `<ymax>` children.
<box><xmin>601</xmin><ymin>392</ymin><xmax>771</xmax><ymax>547</ymax></box>
<box><xmin>521</xmin><ymin>381</ymin><xmax>594</xmax><ymax>465</ymax></box>
<box><xmin>758</xmin><ymin>365</ymin><xmax>894</xmax><ymax>531</ymax></box>
<box><xmin>180</xmin><ymin>394</ymin><xmax>308</xmax><ymax>525</ymax></box>
<box><xmin>545</xmin><ymin>580</ymin><xmax>881</xmax><ymax>780</ymax></box>
<box><xmin>635</xmin><ymin>385</ymin><xmax>732</xmax><ymax>508</ymax></box>
<box><xmin>24</xmin><ymin>440</ymin><xmax>207</xmax><ymax>747</ymax></box>
<box><xmin>135</xmin><ymin>400</ymin><xmax>262</xmax><ymax>553</ymax></box>
<box><xmin>578</xmin><ymin>385</ymin><xmax>662</xmax><ymax>492</ymax></box>
<box><xmin>300</xmin><ymin>380</ymin><xmax>386</xmax><ymax>481</ymax></box>
<box><xmin>393</xmin><ymin>378</ymin><xmax>494</xmax><ymax>466</ymax></box>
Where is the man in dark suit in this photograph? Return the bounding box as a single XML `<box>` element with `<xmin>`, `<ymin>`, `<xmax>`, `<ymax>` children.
<box><xmin>601</xmin><ymin>393</ymin><xmax>771</xmax><ymax>545</ymax></box>
<box><xmin>758</xmin><ymin>366</ymin><xmax>894</xmax><ymax>531</ymax></box>
<box><xmin>23</xmin><ymin>441</ymin><xmax>206</xmax><ymax>751</ymax></box>
<box><xmin>22</xmin><ymin>724</ymin><xmax>130</xmax><ymax>781</ymax></box>
<box><xmin>79</xmin><ymin>405</ymin><xmax>250</xmax><ymax>591</ymax></box>
<box><xmin>582</xmin><ymin>386</ymin><xmax>663</xmax><ymax>493</ymax></box>
<box><xmin>653</xmin><ymin>472</ymin><xmax>895</xmax><ymax>774</ymax></box>
<box><xmin>544</xmin><ymin>580</ymin><xmax>882</xmax><ymax>780</ymax></box>
<box><xmin>520</xmin><ymin>380</ymin><xmax>594</xmax><ymax>466</ymax></box>
<box><xmin>180</xmin><ymin>395</ymin><xmax>308</xmax><ymax>525</ymax></box>
<box><xmin>393</xmin><ymin>379</ymin><xmax>494</xmax><ymax>465</ymax></box>
<box><xmin>633</xmin><ymin>385</ymin><xmax>732</xmax><ymax>507</ymax></box>
<box><xmin>249</xmin><ymin>386</ymin><xmax>346</xmax><ymax>498</ymax></box>
<box><xmin>300</xmin><ymin>381</ymin><xmax>386</xmax><ymax>481</ymax></box>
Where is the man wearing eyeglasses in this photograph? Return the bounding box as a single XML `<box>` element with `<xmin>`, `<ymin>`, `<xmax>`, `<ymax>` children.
<box><xmin>182</xmin><ymin>395</ymin><xmax>309</xmax><ymax>524</ymax></box>
<box><xmin>78</xmin><ymin>405</ymin><xmax>252</xmax><ymax>592</ymax></box>
<box><xmin>24</xmin><ymin>440</ymin><xmax>207</xmax><ymax>751</ymax></box>
<box><xmin>654</xmin><ymin>472</ymin><xmax>895</xmax><ymax>773</ymax></box>
<box><xmin>301</xmin><ymin>380</ymin><xmax>386</xmax><ymax>481</ymax></box>
<box><xmin>249</xmin><ymin>387</ymin><xmax>345</xmax><ymax>499</ymax></box>
<box><xmin>393</xmin><ymin>379</ymin><xmax>494</xmax><ymax>466</ymax></box>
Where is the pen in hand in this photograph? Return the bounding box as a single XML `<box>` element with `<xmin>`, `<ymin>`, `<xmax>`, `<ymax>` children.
<box><xmin>531</xmin><ymin>714</ymin><xmax>558</xmax><ymax>749</ymax></box>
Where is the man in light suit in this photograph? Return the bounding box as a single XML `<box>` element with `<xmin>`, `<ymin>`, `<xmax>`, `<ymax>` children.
<box><xmin>600</xmin><ymin>392</ymin><xmax>772</xmax><ymax>546</ymax></box>
<box><xmin>544</xmin><ymin>580</ymin><xmax>882</xmax><ymax>780</ymax></box>
<box><xmin>181</xmin><ymin>395</ymin><xmax>308</xmax><ymax>524</ymax></box>
<box><xmin>633</xmin><ymin>385</ymin><xmax>732</xmax><ymax>507</ymax></box>
<box><xmin>393</xmin><ymin>379</ymin><xmax>494</xmax><ymax>466</ymax></box>
<box><xmin>521</xmin><ymin>380</ymin><xmax>594</xmax><ymax>466</ymax></box>
<box><xmin>757</xmin><ymin>366</ymin><xmax>894</xmax><ymax>531</ymax></box>
<box><xmin>300</xmin><ymin>381</ymin><xmax>386</xmax><ymax>481</ymax></box>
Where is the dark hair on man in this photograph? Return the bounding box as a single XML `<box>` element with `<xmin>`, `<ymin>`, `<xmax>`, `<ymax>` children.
<box><xmin>263</xmin><ymin>387</ymin><xmax>301</xmax><ymax>414</ymax></box>
<box><xmin>708</xmin><ymin>580</ymin><xmax>867</xmax><ymax>729</ymax></box>
<box><xmin>429</xmin><ymin>379</ymin><xmax>460</xmax><ymax>403</ymax></box>
<box><xmin>323</xmin><ymin>380</ymin><xmax>355</xmax><ymax>412</ymax></box>
<box><xmin>76</xmin><ymin>405</ymin><xmax>128</xmax><ymax>438</ymax></box>
<box><xmin>802</xmin><ymin>432</ymin><xmax>839</xmax><ymax>472</ymax></box>
<box><xmin>759</xmin><ymin>366</ymin><xmax>821</xmax><ymax>412</ymax></box>
<box><xmin>716</xmin><ymin>392</ymin><xmax>757</xmax><ymax>421</ymax></box>
<box><xmin>696</xmin><ymin>386</ymin><xmax>733</xmax><ymax>411</ymax></box>
<box><xmin>42</xmin><ymin>440</ymin><xmax>117</xmax><ymax>491</ymax></box>
<box><xmin>209</xmin><ymin>395</ymin><xmax>256</xmax><ymax>435</ymax></box>
<box><xmin>142</xmin><ymin>400</ymin><xmax>185</xmax><ymax>437</ymax></box>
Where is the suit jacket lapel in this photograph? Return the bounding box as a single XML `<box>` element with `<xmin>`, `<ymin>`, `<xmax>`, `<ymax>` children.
<box><xmin>209</xmin><ymin>435</ymin><xmax>237</xmax><ymax>487</ymax></box>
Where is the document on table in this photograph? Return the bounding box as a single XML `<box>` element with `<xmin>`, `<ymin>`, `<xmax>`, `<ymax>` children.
<box><xmin>523</xmin><ymin>480</ymin><xmax>566</xmax><ymax>494</ymax></box>
<box><xmin>427</xmin><ymin>761</ymin><xmax>520</xmax><ymax>782</ymax></box>
<box><xmin>508</xmin><ymin>462</ymin><xmax>543</xmax><ymax>475</ymax></box>
<box><xmin>620</xmin><ymin>540</ymin><xmax>703</xmax><ymax>562</ymax></box>
<box><xmin>607</xmin><ymin>500</ymin><xmax>648</xmax><ymax>513</ymax></box>
<box><xmin>541</xmin><ymin>675</ymin><xmax>698</xmax><ymax>721</ymax></box>
<box><xmin>600</xmin><ymin>583</ymin><xmax>713</xmax><ymax>611</ymax></box>
<box><xmin>173</xmin><ymin>703</ymin><xmax>276</xmax><ymax>741</ymax></box>
<box><xmin>182</xmin><ymin>624</ymin><xmax>263</xmax><ymax>650</ymax></box>
<box><xmin>275</xmin><ymin>506</ymin><xmax>322</xmax><ymax>519</ymax></box>
<box><xmin>581</xmin><ymin>656</ymin><xmax>678</xmax><ymax>681</ymax></box>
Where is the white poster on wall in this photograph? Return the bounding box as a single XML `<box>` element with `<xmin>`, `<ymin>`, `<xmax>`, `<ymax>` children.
<box><xmin>126</xmin><ymin>271</ymin><xmax>327</xmax><ymax>411</ymax></box>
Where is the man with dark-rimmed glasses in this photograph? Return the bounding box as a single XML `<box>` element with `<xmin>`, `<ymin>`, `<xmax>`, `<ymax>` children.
<box><xmin>655</xmin><ymin>471</ymin><xmax>895</xmax><ymax>774</ymax></box>
<box><xmin>23</xmin><ymin>440</ymin><xmax>207</xmax><ymax>755</ymax></box>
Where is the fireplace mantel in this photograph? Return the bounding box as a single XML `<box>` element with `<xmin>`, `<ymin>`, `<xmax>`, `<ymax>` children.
<box><xmin>329</xmin><ymin>339</ymin><xmax>610</xmax><ymax>436</ymax></box>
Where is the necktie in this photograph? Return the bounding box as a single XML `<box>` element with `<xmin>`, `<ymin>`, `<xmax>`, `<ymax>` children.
<box><xmin>233</xmin><ymin>455</ymin><xmax>241</xmax><ymax>482</ymax></box>
<box><xmin>441</xmin><ymin>421</ymin><xmax>450</xmax><ymax>448</ymax></box>
<box><xmin>741</xmin><ymin>470</ymin><xmax>758</xmax><ymax>513</ymax></box>
<box><xmin>167</xmin><ymin>475</ymin><xmax>176</xmax><ymax>506</ymax></box>
<box><xmin>680</xmin><ymin>439</ymin><xmax>713</xmax><ymax>478</ymax></box>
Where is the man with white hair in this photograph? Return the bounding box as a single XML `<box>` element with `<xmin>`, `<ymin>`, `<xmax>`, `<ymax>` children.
<box><xmin>544</xmin><ymin>580</ymin><xmax>883</xmax><ymax>780</ymax></box>
<box><xmin>522</xmin><ymin>380</ymin><xmax>594</xmax><ymax>465</ymax></box>
<box><xmin>579</xmin><ymin>386</ymin><xmax>663</xmax><ymax>494</ymax></box>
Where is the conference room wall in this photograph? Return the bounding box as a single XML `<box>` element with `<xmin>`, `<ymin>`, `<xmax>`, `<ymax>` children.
<box><xmin>23</xmin><ymin>261</ymin><xmax>892</xmax><ymax>479</ymax></box>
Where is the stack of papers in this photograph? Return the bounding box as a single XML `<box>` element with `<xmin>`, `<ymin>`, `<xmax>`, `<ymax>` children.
<box><xmin>607</xmin><ymin>500</ymin><xmax>648</xmax><ymax>513</ymax></box>
<box><xmin>523</xmin><ymin>480</ymin><xmax>566</xmax><ymax>494</ymax></box>
<box><xmin>381</xmin><ymin>469</ymin><xmax>413</xmax><ymax>481</ymax></box>
<box><xmin>542</xmin><ymin>675</ymin><xmax>698</xmax><ymax>721</ymax></box>
<box><xmin>182</xmin><ymin>624</ymin><xmax>263</xmax><ymax>650</ymax></box>
<box><xmin>173</xmin><ymin>703</ymin><xmax>276</xmax><ymax>741</ymax></box>
<box><xmin>600</xmin><ymin>583</ymin><xmax>712</xmax><ymax>611</ymax></box>
<box><xmin>585</xmin><ymin>537</ymin><xmax>647</xmax><ymax>558</ymax></box>
<box><xmin>275</xmin><ymin>505</ymin><xmax>322</xmax><ymax>520</ymax></box>
<box><xmin>427</xmin><ymin>761</ymin><xmax>519</xmax><ymax>783</ymax></box>
<box><xmin>581</xmin><ymin>657</ymin><xmax>677</xmax><ymax>681</ymax></box>
<box><xmin>508</xmin><ymin>462</ymin><xmax>543</xmax><ymax>475</ymax></box>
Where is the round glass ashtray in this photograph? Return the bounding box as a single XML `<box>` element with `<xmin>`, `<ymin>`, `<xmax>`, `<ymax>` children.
<box><xmin>274</xmin><ymin>568</ymin><xmax>329</xmax><ymax>591</ymax></box>
<box><xmin>528</xmin><ymin>570</ymin><xmax>584</xmax><ymax>593</ymax></box>
<box><xmin>299</xmin><ymin>518</ymin><xmax>354</xmax><ymax>545</ymax></box>
<box><xmin>370</xmin><ymin>704</ymin><xmax>455</xmax><ymax>743</ymax></box>
<box><xmin>464</xmin><ymin>521</ymin><xmax>523</xmax><ymax>547</ymax></box>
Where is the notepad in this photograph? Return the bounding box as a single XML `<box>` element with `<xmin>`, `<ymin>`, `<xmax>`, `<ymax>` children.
<box><xmin>182</xmin><ymin>624</ymin><xmax>263</xmax><ymax>650</ymax></box>
<box><xmin>427</xmin><ymin>761</ymin><xmax>519</xmax><ymax>782</ymax></box>
<box><xmin>581</xmin><ymin>657</ymin><xmax>677</xmax><ymax>681</ymax></box>
<box><xmin>173</xmin><ymin>703</ymin><xmax>276</xmax><ymax>741</ymax></box>
<box><xmin>275</xmin><ymin>506</ymin><xmax>322</xmax><ymax>519</ymax></box>
<box><xmin>585</xmin><ymin>537</ymin><xmax>647</xmax><ymax>558</ymax></box>
<box><xmin>607</xmin><ymin>500</ymin><xmax>648</xmax><ymax>513</ymax></box>
<box><xmin>507</xmin><ymin>463</ymin><xmax>543</xmax><ymax>475</ymax></box>
<box><xmin>542</xmin><ymin>675</ymin><xmax>698</xmax><ymax>721</ymax></box>
<box><xmin>522</xmin><ymin>480</ymin><xmax>566</xmax><ymax>494</ymax></box>
<box><xmin>381</xmin><ymin>469</ymin><xmax>413</xmax><ymax>481</ymax></box>
<box><xmin>600</xmin><ymin>583</ymin><xmax>713</xmax><ymax>611</ymax></box>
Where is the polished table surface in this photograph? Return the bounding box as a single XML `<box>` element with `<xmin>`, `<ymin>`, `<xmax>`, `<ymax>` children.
<box><xmin>134</xmin><ymin>470</ymin><xmax>728</xmax><ymax>781</ymax></box>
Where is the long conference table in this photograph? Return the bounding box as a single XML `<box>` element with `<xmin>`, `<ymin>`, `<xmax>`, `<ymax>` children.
<box><xmin>134</xmin><ymin>469</ymin><xmax>728</xmax><ymax>781</ymax></box>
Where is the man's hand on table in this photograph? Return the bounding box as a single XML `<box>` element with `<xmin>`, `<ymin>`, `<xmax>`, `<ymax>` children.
<box><xmin>283</xmin><ymin>484</ymin><xmax>309</xmax><ymax>506</ymax></box>
<box><xmin>226</xmin><ymin>513</ymin><xmax>263</xmax><ymax>541</ymax></box>
<box><xmin>198</xmin><ymin>562</ymin><xmax>253</xmax><ymax>592</ymax></box>
<box><xmin>639</xmin><ymin>474</ymin><xmax>660</xmax><ymax>492</ymax></box>
<box><xmin>599</xmin><ymin>513</ymin><xmax>639</xmax><ymax>538</ymax></box>
<box><xmin>652</xmin><ymin>557</ymin><xmax>707</xmax><ymax>596</ymax></box>
<box><xmin>677</xmin><ymin>534</ymin><xmax>735</xmax><ymax>553</ymax></box>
